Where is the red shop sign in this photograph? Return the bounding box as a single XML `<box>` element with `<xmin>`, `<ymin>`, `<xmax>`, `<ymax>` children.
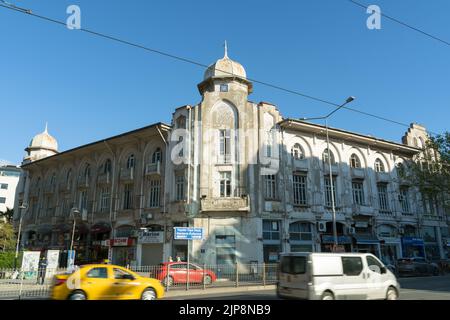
<box><xmin>110</xmin><ymin>237</ymin><xmax>133</xmax><ymax>247</ymax></box>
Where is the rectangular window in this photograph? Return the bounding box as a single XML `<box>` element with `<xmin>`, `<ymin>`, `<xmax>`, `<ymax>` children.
<box><xmin>265</xmin><ymin>175</ymin><xmax>277</xmax><ymax>200</ymax></box>
<box><xmin>263</xmin><ymin>220</ymin><xmax>280</xmax><ymax>240</ymax></box>
<box><xmin>399</xmin><ymin>187</ymin><xmax>410</xmax><ymax>213</ymax></box>
<box><xmin>219</xmin><ymin>129</ymin><xmax>231</xmax><ymax>163</ymax></box>
<box><xmin>293</xmin><ymin>173</ymin><xmax>307</xmax><ymax>205</ymax></box>
<box><xmin>377</xmin><ymin>183</ymin><xmax>389</xmax><ymax>211</ymax></box>
<box><xmin>423</xmin><ymin>194</ymin><xmax>437</xmax><ymax>215</ymax></box>
<box><xmin>100</xmin><ymin>187</ymin><xmax>110</xmax><ymax>212</ymax></box>
<box><xmin>324</xmin><ymin>176</ymin><xmax>337</xmax><ymax>207</ymax></box>
<box><xmin>219</xmin><ymin>172</ymin><xmax>232</xmax><ymax>197</ymax></box>
<box><xmin>123</xmin><ymin>183</ymin><xmax>133</xmax><ymax>209</ymax></box>
<box><xmin>352</xmin><ymin>180</ymin><xmax>365</xmax><ymax>205</ymax></box>
<box><xmin>149</xmin><ymin>179</ymin><xmax>161</xmax><ymax>208</ymax></box>
<box><xmin>175</xmin><ymin>174</ymin><xmax>185</xmax><ymax>201</ymax></box>
<box><xmin>0</xmin><ymin>197</ymin><xmax>5</xmax><ymax>204</ymax></box>
<box><xmin>79</xmin><ymin>190</ymin><xmax>88</xmax><ymax>211</ymax></box>
<box><xmin>0</xmin><ymin>183</ymin><xmax>7</xmax><ymax>190</ymax></box>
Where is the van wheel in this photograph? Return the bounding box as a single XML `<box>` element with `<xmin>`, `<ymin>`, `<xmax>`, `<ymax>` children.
<box><xmin>386</xmin><ymin>287</ymin><xmax>398</xmax><ymax>300</ymax></box>
<box><xmin>68</xmin><ymin>290</ymin><xmax>87</xmax><ymax>300</ymax></box>
<box><xmin>321</xmin><ymin>291</ymin><xmax>334</xmax><ymax>300</ymax></box>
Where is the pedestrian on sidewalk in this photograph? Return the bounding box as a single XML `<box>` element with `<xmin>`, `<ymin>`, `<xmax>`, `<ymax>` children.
<box><xmin>37</xmin><ymin>256</ymin><xmax>47</xmax><ymax>285</ymax></box>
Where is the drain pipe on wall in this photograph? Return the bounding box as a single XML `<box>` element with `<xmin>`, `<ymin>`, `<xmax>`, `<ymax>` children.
<box><xmin>103</xmin><ymin>140</ymin><xmax>116</xmax><ymax>262</ymax></box>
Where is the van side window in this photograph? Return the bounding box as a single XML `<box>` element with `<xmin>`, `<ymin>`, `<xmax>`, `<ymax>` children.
<box><xmin>366</xmin><ymin>256</ymin><xmax>384</xmax><ymax>274</ymax></box>
<box><xmin>341</xmin><ymin>257</ymin><xmax>363</xmax><ymax>276</ymax></box>
<box><xmin>280</xmin><ymin>256</ymin><xmax>306</xmax><ymax>275</ymax></box>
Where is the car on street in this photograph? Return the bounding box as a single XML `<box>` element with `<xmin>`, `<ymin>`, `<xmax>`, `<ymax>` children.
<box><xmin>277</xmin><ymin>252</ymin><xmax>400</xmax><ymax>300</ymax></box>
<box><xmin>51</xmin><ymin>264</ymin><xmax>165</xmax><ymax>300</ymax></box>
<box><xmin>153</xmin><ymin>262</ymin><xmax>217</xmax><ymax>286</ymax></box>
<box><xmin>397</xmin><ymin>257</ymin><xmax>440</xmax><ymax>277</ymax></box>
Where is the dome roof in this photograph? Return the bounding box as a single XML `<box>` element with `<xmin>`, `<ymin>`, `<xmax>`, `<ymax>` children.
<box><xmin>28</xmin><ymin>124</ymin><xmax>58</xmax><ymax>152</ymax></box>
<box><xmin>203</xmin><ymin>43</ymin><xmax>247</xmax><ymax>80</ymax></box>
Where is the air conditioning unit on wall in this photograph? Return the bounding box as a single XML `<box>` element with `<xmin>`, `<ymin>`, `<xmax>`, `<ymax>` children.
<box><xmin>317</xmin><ymin>221</ymin><xmax>327</xmax><ymax>232</ymax></box>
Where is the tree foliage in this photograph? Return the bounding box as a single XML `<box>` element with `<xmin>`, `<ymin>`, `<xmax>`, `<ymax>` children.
<box><xmin>402</xmin><ymin>132</ymin><xmax>450</xmax><ymax>202</ymax></box>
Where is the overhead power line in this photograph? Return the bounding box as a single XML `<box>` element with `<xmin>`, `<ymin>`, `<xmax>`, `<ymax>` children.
<box><xmin>348</xmin><ymin>0</ymin><xmax>450</xmax><ymax>48</ymax></box>
<box><xmin>0</xmin><ymin>2</ymin><xmax>440</xmax><ymax>136</ymax></box>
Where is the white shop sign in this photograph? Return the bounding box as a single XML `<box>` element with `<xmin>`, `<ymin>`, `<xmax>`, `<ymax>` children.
<box><xmin>138</xmin><ymin>231</ymin><xmax>164</xmax><ymax>244</ymax></box>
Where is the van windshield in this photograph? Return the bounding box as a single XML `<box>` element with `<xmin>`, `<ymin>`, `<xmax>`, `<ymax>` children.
<box><xmin>280</xmin><ymin>256</ymin><xmax>306</xmax><ymax>275</ymax></box>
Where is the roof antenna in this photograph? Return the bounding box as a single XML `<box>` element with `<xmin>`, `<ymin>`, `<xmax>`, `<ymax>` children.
<box><xmin>224</xmin><ymin>40</ymin><xmax>228</xmax><ymax>58</ymax></box>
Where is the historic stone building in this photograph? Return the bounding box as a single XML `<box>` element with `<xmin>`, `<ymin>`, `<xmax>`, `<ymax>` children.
<box><xmin>14</xmin><ymin>50</ymin><xmax>449</xmax><ymax>267</ymax></box>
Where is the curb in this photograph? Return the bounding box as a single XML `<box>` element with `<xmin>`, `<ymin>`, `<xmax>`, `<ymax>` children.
<box><xmin>163</xmin><ymin>285</ymin><xmax>276</xmax><ymax>299</ymax></box>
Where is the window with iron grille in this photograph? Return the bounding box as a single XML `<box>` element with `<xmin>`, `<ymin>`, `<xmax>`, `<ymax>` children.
<box><xmin>175</xmin><ymin>173</ymin><xmax>185</xmax><ymax>201</ymax></box>
<box><xmin>289</xmin><ymin>222</ymin><xmax>312</xmax><ymax>241</ymax></box>
<box><xmin>264</xmin><ymin>175</ymin><xmax>277</xmax><ymax>200</ymax></box>
<box><xmin>100</xmin><ymin>187</ymin><xmax>110</xmax><ymax>212</ymax></box>
<box><xmin>219</xmin><ymin>129</ymin><xmax>231</xmax><ymax>163</ymax></box>
<box><xmin>220</xmin><ymin>171</ymin><xmax>232</xmax><ymax>197</ymax></box>
<box><xmin>324</xmin><ymin>176</ymin><xmax>337</xmax><ymax>207</ymax></box>
<box><xmin>148</xmin><ymin>179</ymin><xmax>161</xmax><ymax>208</ymax></box>
<box><xmin>123</xmin><ymin>183</ymin><xmax>133</xmax><ymax>209</ymax></box>
<box><xmin>352</xmin><ymin>180</ymin><xmax>365</xmax><ymax>205</ymax></box>
<box><xmin>79</xmin><ymin>190</ymin><xmax>88</xmax><ymax>211</ymax></box>
<box><xmin>377</xmin><ymin>183</ymin><xmax>389</xmax><ymax>211</ymax></box>
<box><xmin>399</xmin><ymin>187</ymin><xmax>410</xmax><ymax>213</ymax></box>
<box><xmin>293</xmin><ymin>173</ymin><xmax>307</xmax><ymax>205</ymax></box>
<box><xmin>263</xmin><ymin>220</ymin><xmax>280</xmax><ymax>240</ymax></box>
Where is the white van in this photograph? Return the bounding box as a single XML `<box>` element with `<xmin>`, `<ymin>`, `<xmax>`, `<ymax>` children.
<box><xmin>277</xmin><ymin>252</ymin><xmax>400</xmax><ymax>300</ymax></box>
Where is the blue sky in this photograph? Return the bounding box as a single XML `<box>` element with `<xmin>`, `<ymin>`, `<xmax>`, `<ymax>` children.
<box><xmin>1</xmin><ymin>0</ymin><xmax>449</xmax><ymax>165</ymax></box>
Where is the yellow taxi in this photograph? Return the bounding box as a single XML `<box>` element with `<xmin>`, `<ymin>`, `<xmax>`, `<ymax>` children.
<box><xmin>51</xmin><ymin>264</ymin><xmax>165</xmax><ymax>300</ymax></box>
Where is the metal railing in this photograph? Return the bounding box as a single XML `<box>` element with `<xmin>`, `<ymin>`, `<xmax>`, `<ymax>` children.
<box><xmin>0</xmin><ymin>263</ymin><xmax>278</xmax><ymax>299</ymax></box>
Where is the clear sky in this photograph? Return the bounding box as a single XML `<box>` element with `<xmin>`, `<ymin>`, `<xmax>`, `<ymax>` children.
<box><xmin>1</xmin><ymin>0</ymin><xmax>449</xmax><ymax>165</ymax></box>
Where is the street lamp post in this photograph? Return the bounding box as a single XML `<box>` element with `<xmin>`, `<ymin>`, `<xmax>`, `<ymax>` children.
<box><xmin>69</xmin><ymin>208</ymin><xmax>80</xmax><ymax>265</ymax></box>
<box><xmin>300</xmin><ymin>96</ymin><xmax>355</xmax><ymax>251</ymax></box>
<box><xmin>14</xmin><ymin>203</ymin><xmax>28</xmax><ymax>270</ymax></box>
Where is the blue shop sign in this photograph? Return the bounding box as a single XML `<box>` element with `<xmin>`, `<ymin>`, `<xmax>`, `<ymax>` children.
<box><xmin>401</xmin><ymin>237</ymin><xmax>424</xmax><ymax>246</ymax></box>
<box><xmin>322</xmin><ymin>235</ymin><xmax>352</xmax><ymax>244</ymax></box>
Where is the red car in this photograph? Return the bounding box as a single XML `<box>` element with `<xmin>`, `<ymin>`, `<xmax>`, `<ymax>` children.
<box><xmin>153</xmin><ymin>262</ymin><xmax>217</xmax><ymax>286</ymax></box>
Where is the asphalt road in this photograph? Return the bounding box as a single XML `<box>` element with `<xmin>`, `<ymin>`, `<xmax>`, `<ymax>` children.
<box><xmin>165</xmin><ymin>275</ymin><xmax>450</xmax><ymax>300</ymax></box>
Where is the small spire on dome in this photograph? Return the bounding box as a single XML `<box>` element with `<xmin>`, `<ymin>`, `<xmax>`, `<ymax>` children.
<box><xmin>224</xmin><ymin>40</ymin><xmax>228</xmax><ymax>58</ymax></box>
<box><xmin>44</xmin><ymin>122</ymin><xmax>48</xmax><ymax>134</ymax></box>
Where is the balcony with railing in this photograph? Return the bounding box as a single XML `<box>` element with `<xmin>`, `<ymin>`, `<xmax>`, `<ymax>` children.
<box><xmin>375</xmin><ymin>172</ymin><xmax>391</xmax><ymax>182</ymax></box>
<box><xmin>145</xmin><ymin>162</ymin><xmax>161</xmax><ymax>175</ymax></box>
<box><xmin>350</xmin><ymin>168</ymin><xmax>365</xmax><ymax>179</ymax></box>
<box><xmin>351</xmin><ymin>204</ymin><xmax>374</xmax><ymax>216</ymax></box>
<box><xmin>97</xmin><ymin>173</ymin><xmax>111</xmax><ymax>185</ymax></box>
<box><xmin>216</xmin><ymin>154</ymin><xmax>232</xmax><ymax>165</ymax></box>
<box><xmin>120</xmin><ymin>167</ymin><xmax>134</xmax><ymax>181</ymax></box>
<box><xmin>201</xmin><ymin>188</ymin><xmax>250</xmax><ymax>213</ymax></box>
<box><xmin>77</xmin><ymin>176</ymin><xmax>90</xmax><ymax>189</ymax></box>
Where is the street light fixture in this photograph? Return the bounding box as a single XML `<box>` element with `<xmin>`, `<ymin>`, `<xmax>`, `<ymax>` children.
<box><xmin>299</xmin><ymin>96</ymin><xmax>356</xmax><ymax>252</ymax></box>
<box><xmin>69</xmin><ymin>208</ymin><xmax>80</xmax><ymax>257</ymax></box>
<box><xmin>14</xmin><ymin>203</ymin><xmax>28</xmax><ymax>270</ymax></box>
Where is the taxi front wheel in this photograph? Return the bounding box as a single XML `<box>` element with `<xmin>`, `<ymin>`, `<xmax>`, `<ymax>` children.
<box><xmin>68</xmin><ymin>290</ymin><xmax>87</xmax><ymax>300</ymax></box>
<box><xmin>141</xmin><ymin>288</ymin><xmax>156</xmax><ymax>300</ymax></box>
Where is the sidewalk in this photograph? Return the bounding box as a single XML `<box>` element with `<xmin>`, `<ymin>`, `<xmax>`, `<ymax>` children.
<box><xmin>163</xmin><ymin>285</ymin><xmax>276</xmax><ymax>299</ymax></box>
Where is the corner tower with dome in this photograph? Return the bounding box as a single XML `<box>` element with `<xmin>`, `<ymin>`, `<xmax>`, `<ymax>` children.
<box><xmin>23</xmin><ymin>124</ymin><xmax>59</xmax><ymax>164</ymax></box>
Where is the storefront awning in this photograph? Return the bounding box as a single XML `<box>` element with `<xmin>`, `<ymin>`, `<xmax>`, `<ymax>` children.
<box><xmin>322</xmin><ymin>235</ymin><xmax>352</xmax><ymax>244</ymax></box>
<box><xmin>353</xmin><ymin>235</ymin><xmax>381</xmax><ymax>245</ymax></box>
<box><xmin>53</xmin><ymin>224</ymin><xmax>71</xmax><ymax>233</ymax></box>
<box><xmin>91</xmin><ymin>223</ymin><xmax>111</xmax><ymax>234</ymax></box>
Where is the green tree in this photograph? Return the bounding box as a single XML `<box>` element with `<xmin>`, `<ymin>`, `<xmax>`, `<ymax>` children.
<box><xmin>401</xmin><ymin>132</ymin><xmax>450</xmax><ymax>210</ymax></box>
<box><xmin>0</xmin><ymin>221</ymin><xmax>16</xmax><ymax>252</ymax></box>
<box><xmin>0</xmin><ymin>208</ymin><xmax>14</xmax><ymax>224</ymax></box>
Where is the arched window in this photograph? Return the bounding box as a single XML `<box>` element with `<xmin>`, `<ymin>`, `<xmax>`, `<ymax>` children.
<box><xmin>350</xmin><ymin>154</ymin><xmax>361</xmax><ymax>168</ymax></box>
<box><xmin>126</xmin><ymin>154</ymin><xmax>135</xmax><ymax>169</ymax></box>
<box><xmin>413</xmin><ymin>137</ymin><xmax>419</xmax><ymax>147</ymax></box>
<box><xmin>84</xmin><ymin>164</ymin><xmax>91</xmax><ymax>180</ymax></box>
<box><xmin>176</xmin><ymin>116</ymin><xmax>186</xmax><ymax>129</ymax></box>
<box><xmin>374</xmin><ymin>158</ymin><xmax>385</xmax><ymax>172</ymax></box>
<box><xmin>396</xmin><ymin>163</ymin><xmax>405</xmax><ymax>177</ymax></box>
<box><xmin>322</xmin><ymin>148</ymin><xmax>335</xmax><ymax>165</ymax></box>
<box><xmin>50</xmin><ymin>173</ymin><xmax>56</xmax><ymax>186</ymax></box>
<box><xmin>66</xmin><ymin>169</ymin><xmax>72</xmax><ymax>187</ymax></box>
<box><xmin>152</xmin><ymin>148</ymin><xmax>162</xmax><ymax>164</ymax></box>
<box><xmin>291</xmin><ymin>143</ymin><xmax>305</xmax><ymax>160</ymax></box>
<box><xmin>104</xmin><ymin>159</ymin><xmax>112</xmax><ymax>174</ymax></box>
